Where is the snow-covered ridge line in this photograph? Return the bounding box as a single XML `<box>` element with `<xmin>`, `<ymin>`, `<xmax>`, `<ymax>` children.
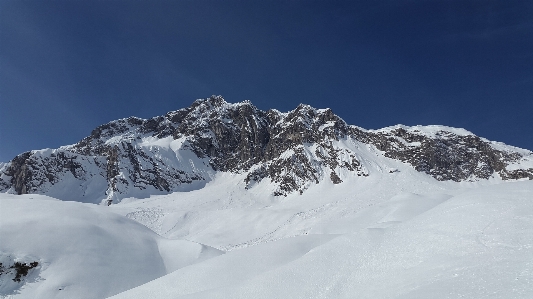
<box><xmin>369</xmin><ymin>124</ymin><xmax>476</xmax><ymax>138</ymax></box>
<box><xmin>1</xmin><ymin>95</ymin><xmax>532</xmax><ymax>204</ymax></box>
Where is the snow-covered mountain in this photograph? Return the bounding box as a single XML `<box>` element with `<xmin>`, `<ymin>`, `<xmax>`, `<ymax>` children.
<box><xmin>1</xmin><ymin>96</ymin><xmax>533</xmax><ymax>298</ymax></box>
<box><xmin>1</xmin><ymin>96</ymin><xmax>532</xmax><ymax>204</ymax></box>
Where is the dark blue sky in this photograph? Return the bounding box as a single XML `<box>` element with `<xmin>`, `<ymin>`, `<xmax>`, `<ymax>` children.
<box><xmin>1</xmin><ymin>0</ymin><xmax>532</xmax><ymax>162</ymax></box>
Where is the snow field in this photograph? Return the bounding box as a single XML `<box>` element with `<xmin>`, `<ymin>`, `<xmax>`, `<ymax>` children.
<box><xmin>0</xmin><ymin>194</ymin><xmax>222</xmax><ymax>299</ymax></box>
<box><xmin>109</xmin><ymin>181</ymin><xmax>533</xmax><ymax>299</ymax></box>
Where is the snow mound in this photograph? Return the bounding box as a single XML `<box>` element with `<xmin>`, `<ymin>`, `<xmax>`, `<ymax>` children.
<box><xmin>0</xmin><ymin>194</ymin><xmax>222</xmax><ymax>299</ymax></box>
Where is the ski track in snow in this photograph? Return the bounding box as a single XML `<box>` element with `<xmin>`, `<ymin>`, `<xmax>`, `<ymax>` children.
<box><xmin>221</xmin><ymin>201</ymin><xmax>340</xmax><ymax>251</ymax></box>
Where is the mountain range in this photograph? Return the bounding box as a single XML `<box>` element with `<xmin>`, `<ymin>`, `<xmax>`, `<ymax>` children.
<box><xmin>1</xmin><ymin>96</ymin><xmax>532</xmax><ymax>298</ymax></box>
<box><xmin>1</xmin><ymin>95</ymin><xmax>532</xmax><ymax>204</ymax></box>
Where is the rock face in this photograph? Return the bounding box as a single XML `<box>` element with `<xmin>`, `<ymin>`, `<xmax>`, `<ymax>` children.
<box><xmin>1</xmin><ymin>96</ymin><xmax>532</xmax><ymax>203</ymax></box>
<box><xmin>354</xmin><ymin>126</ymin><xmax>533</xmax><ymax>182</ymax></box>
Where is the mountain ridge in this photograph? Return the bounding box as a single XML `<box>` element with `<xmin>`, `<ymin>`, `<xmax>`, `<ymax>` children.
<box><xmin>1</xmin><ymin>95</ymin><xmax>532</xmax><ymax>204</ymax></box>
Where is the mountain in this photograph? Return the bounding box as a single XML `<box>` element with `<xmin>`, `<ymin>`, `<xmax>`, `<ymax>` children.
<box><xmin>1</xmin><ymin>96</ymin><xmax>532</xmax><ymax>204</ymax></box>
<box><xmin>1</xmin><ymin>96</ymin><xmax>533</xmax><ymax>298</ymax></box>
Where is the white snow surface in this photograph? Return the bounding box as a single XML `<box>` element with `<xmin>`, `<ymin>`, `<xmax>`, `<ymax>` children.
<box><xmin>108</xmin><ymin>178</ymin><xmax>533</xmax><ymax>299</ymax></box>
<box><xmin>370</xmin><ymin>124</ymin><xmax>476</xmax><ymax>137</ymax></box>
<box><xmin>0</xmin><ymin>194</ymin><xmax>222</xmax><ymax>299</ymax></box>
<box><xmin>2</xmin><ymin>161</ymin><xmax>531</xmax><ymax>298</ymax></box>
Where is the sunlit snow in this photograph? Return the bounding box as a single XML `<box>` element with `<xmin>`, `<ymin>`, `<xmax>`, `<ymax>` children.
<box><xmin>2</xmin><ymin>165</ymin><xmax>532</xmax><ymax>298</ymax></box>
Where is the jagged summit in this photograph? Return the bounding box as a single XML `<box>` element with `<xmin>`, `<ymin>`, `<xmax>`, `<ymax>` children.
<box><xmin>1</xmin><ymin>96</ymin><xmax>532</xmax><ymax>204</ymax></box>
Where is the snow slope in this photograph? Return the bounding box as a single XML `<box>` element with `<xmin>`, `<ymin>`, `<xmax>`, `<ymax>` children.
<box><xmin>2</xmin><ymin>165</ymin><xmax>532</xmax><ymax>298</ymax></box>
<box><xmin>0</xmin><ymin>195</ymin><xmax>222</xmax><ymax>299</ymax></box>
<box><xmin>109</xmin><ymin>179</ymin><xmax>533</xmax><ymax>299</ymax></box>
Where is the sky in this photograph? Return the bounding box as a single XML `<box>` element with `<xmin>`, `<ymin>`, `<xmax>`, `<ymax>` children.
<box><xmin>1</xmin><ymin>0</ymin><xmax>532</xmax><ymax>162</ymax></box>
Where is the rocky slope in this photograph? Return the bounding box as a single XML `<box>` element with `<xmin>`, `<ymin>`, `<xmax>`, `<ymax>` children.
<box><xmin>1</xmin><ymin>96</ymin><xmax>532</xmax><ymax>204</ymax></box>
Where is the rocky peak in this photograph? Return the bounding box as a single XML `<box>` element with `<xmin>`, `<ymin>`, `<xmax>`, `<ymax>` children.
<box><xmin>170</xmin><ymin>96</ymin><xmax>270</xmax><ymax>171</ymax></box>
<box><xmin>1</xmin><ymin>96</ymin><xmax>532</xmax><ymax>203</ymax></box>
